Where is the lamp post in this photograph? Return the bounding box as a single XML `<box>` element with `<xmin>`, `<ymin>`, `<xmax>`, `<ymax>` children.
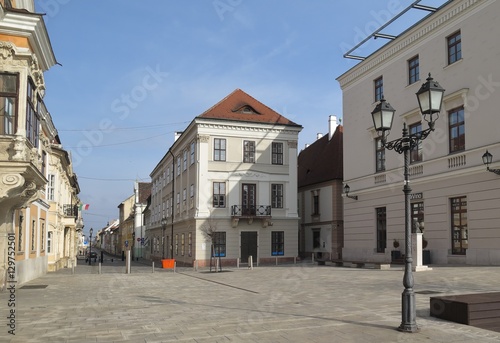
<box><xmin>482</xmin><ymin>150</ymin><xmax>500</xmax><ymax>175</ymax></box>
<box><xmin>88</xmin><ymin>228</ymin><xmax>93</xmax><ymax>266</ymax></box>
<box><xmin>161</xmin><ymin>216</ymin><xmax>167</xmax><ymax>259</ymax></box>
<box><xmin>370</xmin><ymin>73</ymin><xmax>444</xmax><ymax>333</ymax></box>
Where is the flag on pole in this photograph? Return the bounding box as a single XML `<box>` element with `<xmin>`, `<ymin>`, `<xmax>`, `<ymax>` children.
<box><xmin>79</xmin><ymin>204</ymin><xmax>90</xmax><ymax>211</ymax></box>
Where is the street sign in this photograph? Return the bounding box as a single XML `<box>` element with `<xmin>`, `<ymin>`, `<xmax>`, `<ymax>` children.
<box><xmin>141</xmin><ymin>237</ymin><xmax>145</xmax><ymax>245</ymax></box>
<box><xmin>125</xmin><ymin>240</ymin><xmax>129</xmax><ymax>247</ymax></box>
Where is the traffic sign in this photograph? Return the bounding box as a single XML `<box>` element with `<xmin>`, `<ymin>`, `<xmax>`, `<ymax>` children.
<box><xmin>125</xmin><ymin>240</ymin><xmax>129</xmax><ymax>247</ymax></box>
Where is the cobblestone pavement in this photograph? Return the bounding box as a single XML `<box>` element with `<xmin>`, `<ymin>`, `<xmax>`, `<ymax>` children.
<box><xmin>2</xmin><ymin>257</ymin><xmax>500</xmax><ymax>343</ymax></box>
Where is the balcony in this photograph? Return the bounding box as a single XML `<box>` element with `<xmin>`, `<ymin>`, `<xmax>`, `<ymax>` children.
<box><xmin>63</xmin><ymin>204</ymin><xmax>78</xmax><ymax>217</ymax></box>
<box><xmin>231</xmin><ymin>205</ymin><xmax>272</xmax><ymax>228</ymax></box>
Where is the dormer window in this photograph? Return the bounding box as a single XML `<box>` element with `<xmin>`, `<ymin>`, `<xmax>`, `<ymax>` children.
<box><xmin>232</xmin><ymin>104</ymin><xmax>260</xmax><ymax>115</ymax></box>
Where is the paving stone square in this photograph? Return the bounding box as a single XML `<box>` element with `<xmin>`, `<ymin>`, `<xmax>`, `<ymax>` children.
<box><xmin>2</xmin><ymin>259</ymin><xmax>500</xmax><ymax>342</ymax></box>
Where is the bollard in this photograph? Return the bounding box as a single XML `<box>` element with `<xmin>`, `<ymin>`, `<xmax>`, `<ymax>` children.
<box><xmin>294</xmin><ymin>256</ymin><xmax>297</xmax><ymax>264</ymax></box>
<box><xmin>173</xmin><ymin>261</ymin><xmax>176</xmax><ymax>273</ymax></box>
<box><xmin>312</xmin><ymin>253</ymin><xmax>315</xmax><ymax>263</ymax></box>
<box><xmin>237</xmin><ymin>257</ymin><xmax>240</xmax><ymax>269</ymax></box>
<box><xmin>215</xmin><ymin>258</ymin><xmax>219</xmax><ymax>273</ymax></box>
<box><xmin>193</xmin><ymin>260</ymin><xmax>198</xmax><ymax>272</ymax></box>
<box><xmin>126</xmin><ymin>250</ymin><xmax>131</xmax><ymax>274</ymax></box>
<box><xmin>276</xmin><ymin>257</ymin><xmax>278</xmax><ymax>266</ymax></box>
<box><xmin>248</xmin><ymin>255</ymin><xmax>253</xmax><ymax>270</ymax></box>
<box><xmin>152</xmin><ymin>261</ymin><xmax>155</xmax><ymax>273</ymax></box>
<box><xmin>98</xmin><ymin>262</ymin><xmax>102</xmax><ymax>274</ymax></box>
<box><xmin>71</xmin><ymin>260</ymin><xmax>75</xmax><ymax>275</ymax></box>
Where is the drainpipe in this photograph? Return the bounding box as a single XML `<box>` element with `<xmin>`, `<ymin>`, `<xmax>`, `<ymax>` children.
<box><xmin>168</xmin><ymin>149</ymin><xmax>175</xmax><ymax>259</ymax></box>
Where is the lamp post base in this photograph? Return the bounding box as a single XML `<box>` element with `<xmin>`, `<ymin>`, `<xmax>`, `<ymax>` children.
<box><xmin>398</xmin><ymin>290</ymin><xmax>419</xmax><ymax>333</ymax></box>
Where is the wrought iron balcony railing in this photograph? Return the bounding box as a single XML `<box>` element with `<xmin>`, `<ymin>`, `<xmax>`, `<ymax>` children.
<box><xmin>231</xmin><ymin>205</ymin><xmax>271</xmax><ymax>217</ymax></box>
<box><xmin>63</xmin><ymin>204</ymin><xmax>78</xmax><ymax>217</ymax></box>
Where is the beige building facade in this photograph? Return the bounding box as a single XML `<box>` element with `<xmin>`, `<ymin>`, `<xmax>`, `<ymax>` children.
<box><xmin>338</xmin><ymin>0</ymin><xmax>500</xmax><ymax>266</ymax></box>
<box><xmin>146</xmin><ymin>89</ymin><xmax>302</xmax><ymax>267</ymax></box>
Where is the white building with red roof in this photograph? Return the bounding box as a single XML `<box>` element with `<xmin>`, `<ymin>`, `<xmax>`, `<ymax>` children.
<box><xmin>146</xmin><ymin>89</ymin><xmax>302</xmax><ymax>267</ymax></box>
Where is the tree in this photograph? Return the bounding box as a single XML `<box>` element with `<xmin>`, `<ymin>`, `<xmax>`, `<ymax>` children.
<box><xmin>199</xmin><ymin>215</ymin><xmax>221</xmax><ymax>272</ymax></box>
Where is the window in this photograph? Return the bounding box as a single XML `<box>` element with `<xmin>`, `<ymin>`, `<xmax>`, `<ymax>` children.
<box><xmin>190</xmin><ymin>142</ymin><xmax>195</xmax><ymax>165</ymax></box>
<box><xmin>47</xmin><ymin>231</ymin><xmax>52</xmax><ymax>253</ymax></box>
<box><xmin>376</xmin><ymin>138</ymin><xmax>385</xmax><ymax>172</ymax></box>
<box><xmin>451</xmin><ymin>197</ymin><xmax>467</xmax><ymax>255</ymax></box>
<box><xmin>181</xmin><ymin>233</ymin><xmax>185</xmax><ymax>256</ymax></box>
<box><xmin>272</xmin><ymin>142</ymin><xmax>283</xmax><ymax>165</ymax></box>
<box><xmin>449</xmin><ymin>106</ymin><xmax>465</xmax><ymax>153</ymax></box>
<box><xmin>411</xmin><ymin>202</ymin><xmax>424</xmax><ymax>233</ymax></box>
<box><xmin>409</xmin><ymin>122</ymin><xmax>422</xmax><ymax>163</ymax></box>
<box><xmin>0</xmin><ymin>72</ymin><xmax>18</xmax><ymax>135</ymax></box>
<box><xmin>40</xmin><ymin>221</ymin><xmax>45</xmax><ymax>250</ymax></box>
<box><xmin>447</xmin><ymin>31</ymin><xmax>462</xmax><ymax>65</ymax></box>
<box><xmin>31</xmin><ymin>219</ymin><xmax>36</xmax><ymax>251</ymax></box>
<box><xmin>213</xmin><ymin>182</ymin><xmax>226</xmax><ymax>208</ymax></box>
<box><xmin>190</xmin><ymin>184</ymin><xmax>194</xmax><ymax>198</ymax></box>
<box><xmin>312</xmin><ymin>190</ymin><xmax>320</xmax><ymax>215</ymax></box>
<box><xmin>47</xmin><ymin>174</ymin><xmax>55</xmax><ymax>201</ymax></box>
<box><xmin>188</xmin><ymin>232</ymin><xmax>192</xmax><ymax>257</ymax></box>
<box><xmin>213</xmin><ymin>232</ymin><xmax>226</xmax><ymax>257</ymax></box>
<box><xmin>182</xmin><ymin>188</ymin><xmax>187</xmax><ymax>207</ymax></box>
<box><xmin>183</xmin><ymin>150</ymin><xmax>187</xmax><ymax>171</ymax></box>
<box><xmin>175</xmin><ymin>234</ymin><xmax>178</xmax><ymax>255</ymax></box>
<box><xmin>271</xmin><ymin>231</ymin><xmax>284</xmax><ymax>256</ymax></box>
<box><xmin>243</xmin><ymin>140</ymin><xmax>255</xmax><ymax>163</ymax></box>
<box><xmin>167</xmin><ymin>167</ymin><xmax>170</xmax><ymax>183</ymax></box>
<box><xmin>376</xmin><ymin>207</ymin><xmax>387</xmax><ymax>253</ymax></box>
<box><xmin>374</xmin><ymin>76</ymin><xmax>383</xmax><ymax>102</ymax></box>
<box><xmin>408</xmin><ymin>55</ymin><xmax>419</xmax><ymax>84</ymax></box>
<box><xmin>17</xmin><ymin>212</ymin><xmax>23</xmax><ymax>252</ymax></box>
<box><xmin>26</xmin><ymin>80</ymin><xmax>39</xmax><ymax>147</ymax></box>
<box><xmin>176</xmin><ymin>157</ymin><xmax>181</xmax><ymax>176</ymax></box>
<box><xmin>271</xmin><ymin>184</ymin><xmax>283</xmax><ymax>208</ymax></box>
<box><xmin>214</xmin><ymin>138</ymin><xmax>226</xmax><ymax>161</ymax></box>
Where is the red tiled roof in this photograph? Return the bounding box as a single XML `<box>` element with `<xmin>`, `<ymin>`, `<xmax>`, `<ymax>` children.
<box><xmin>298</xmin><ymin>125</ymin><xmax>343</xmax><ymax>188</ymax></box>
<box><xmin>197</xmin><ymin>89</ymin><xmax>301</xmax><ymax>127</ymax></box>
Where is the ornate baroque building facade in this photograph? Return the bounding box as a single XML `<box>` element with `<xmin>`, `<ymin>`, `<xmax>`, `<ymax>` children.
<box><xmin>1</xmin><ymin>0</ymin><xmax>82</xmax><ymax>287</ymax></box>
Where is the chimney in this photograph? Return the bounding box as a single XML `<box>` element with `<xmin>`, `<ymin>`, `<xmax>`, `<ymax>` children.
<box><xmin>174</xmin><ymin>131</ymin><xmax>183</xmax><ymax>141</ymax></box>
<box><xmin>316</xmin><ymin>133</ymin><xmax>323</xmax><ymax>140</ymax></box>
<box><xmin>328</xmin><ymin>115</ymin><xmax>338</xmax><ymax>140</ymax></box>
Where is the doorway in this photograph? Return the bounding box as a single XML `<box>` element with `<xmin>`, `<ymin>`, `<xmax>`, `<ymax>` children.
<box><xmin>241</xmin><ymin>231</ymin><xmax>258</xmax><ymax>263</ymax></box>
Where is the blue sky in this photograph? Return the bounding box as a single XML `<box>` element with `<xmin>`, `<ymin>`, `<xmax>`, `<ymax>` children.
<box><xmin>36</xmin><ymin>0</ymin><xmax>447</xmax><ymax>234</ymax></box>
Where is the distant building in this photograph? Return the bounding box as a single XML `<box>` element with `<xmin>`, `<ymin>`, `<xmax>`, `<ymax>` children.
<box><xmin>118</xmin><ymin>195</ymin><xmax>134</xmax><ymax>259</ymax></box>
<box><xmin>145</xmin><ymin>89</ymin><xmax>302</xmax><ymax>267</ymax></box>
<box><xmin>338</xmin><ymin>0</ymin><xmax>500</xmax><ymax>265</ymax></box>
<box><xmin>298</xmin><ymin>116</ymin><xmax>343</xmax><ymax>260</ymax></box>
<box><xmin>133</xmin><ymin>181</ymin><xmax>151</xmax><ymax>259</ymax></box>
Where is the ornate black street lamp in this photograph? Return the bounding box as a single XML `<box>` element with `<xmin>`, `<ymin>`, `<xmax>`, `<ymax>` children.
<box><xmin>482</xmin><ymin>150</ymin><xmax>500</xmax><ymax>175</ymax></box>
<box><xmin>343</xmin><ymin>184</ymin><xmax>358</xmax><ymax>200</ymax></box>
<box><xmin>371</xmin><ymin>73</ymin><xmax>444</xmax><ymax>333</ymax></box>
<box><xmin>88</xmin><ymin>228</ymin><xmax>93</xmax><ymax>266</ymax></box>
<box><xmin>161</xmin><ymin>216</ymin><xmax>167</xmax><ymax>259</ymax></box>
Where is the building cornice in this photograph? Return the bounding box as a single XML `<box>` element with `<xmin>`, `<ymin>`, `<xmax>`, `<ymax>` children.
<box><xmin>0</xmin><ymin>8</ymin><xmax>57</xmax><ymax>71</ymax></box>
<box><xmin>337</xmin><ymin>0</ymin><xmax>485</xmax><ymax>89</ymax></box>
